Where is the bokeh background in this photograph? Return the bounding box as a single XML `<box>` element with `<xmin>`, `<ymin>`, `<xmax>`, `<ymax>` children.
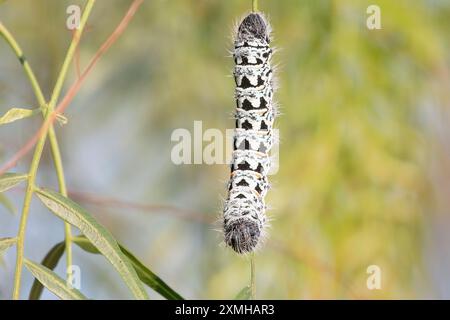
<box><xmin>1</xmin><ymin>0</ymin><xmax>450</xmax><ymax>299</ymax></box>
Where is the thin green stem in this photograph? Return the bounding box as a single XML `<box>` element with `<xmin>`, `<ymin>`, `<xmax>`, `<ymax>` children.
<box><xmin>50</xmin><ymin>137</ymin><xmax>72</xmax><ymax>274</ymax></box>
<box><xmin>12</xmin><ymin>125</ymin><xmax>48</xmax><ymax>299</ymax></box>
<box><xmin>8</xmin><ymin>0</ymin><xmax>96</xmax><ymax>299</ymax></box>
<box><xmin>250</xmin><ymin>254</ymin><xmax>256</xmax><ymax>299</ymax></box>
<box><xmin>47</xmin><ymin>0</ymin><xmax>96</xmax><ymax>276</ymax></box>
<box><xmin>45</xmin><ymin>0</ymin><xmax>96</xmax><ymax>279</ymax></box>
<box><xmin>0</xmin><ymin>20</ymin><xmax>73</xmax><ymax>283</ymax></box>
<box><xmin>0</xmin><ymin>23</ymin><xmax>46</xmax><ymax>107</ymax></box>
<box><xmin>252</xmin><ymin>0</ymin><xmax>258</xmax><ymax>12</ymax></box>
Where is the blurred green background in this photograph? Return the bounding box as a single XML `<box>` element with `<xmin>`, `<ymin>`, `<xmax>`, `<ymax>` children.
<box><xmin>1</xmin><ymin>0</ymin><xmax>450</xmax><ymax>299</ymax></box>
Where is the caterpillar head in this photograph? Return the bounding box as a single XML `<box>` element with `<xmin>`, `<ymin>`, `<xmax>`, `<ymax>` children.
<box><xmin>237</xmin><ymin>13</ymin><xmax>270</xmax><ymax>44</ymax></box>
<box><xmin>224</xmin><ymin>217</ymin><xmax>261</xmax><ymax>254</ymax></box>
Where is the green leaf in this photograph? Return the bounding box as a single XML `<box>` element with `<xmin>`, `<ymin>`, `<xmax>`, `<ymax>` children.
<box><xmin>29</xmin><ymin>242</ymin><xmax>65</xmax><ymax>300</ymax></box>
<box><xmin>0</xmin><ymin>237</ymin><xmax>16</xmax><ymax>255</ymax></box>
<box><xmin>234</xmin><ymin>286</ymin><xmax>251</xmax><ymax>300</ymax></box>
<box><xmin>0</xmin><ymin>107</ymin><xmax>39</xmax><ymax>125</ymax></box>
<box><xmin>0</xmin><ymin>193</ymin><xmax>16</xmax><ymax>215</ymax></box>
<box><xmin>73</xmin><ymin>235</ymin><xmax>184</xmax><ymax>300</ymax></box>
<box><xmin>29</xmin><ymin>237</ymin><xmax>184</xmax><ymax>300</ymax></box>
<box><xmin>56</xmin><ymin>113</ymin><xmax>68</xmax><ymax>125</ymax></box>
<box><xmin>35</xmin><ymin>188</ymin><xmax>149</xmax><ymax>300</ymax></box>
<box><xmin>24</xmin><ymin>259</ymin><xmax>87</xmax><ymax>300</ymax></box>
<box><xmin>119</xmin><ymin>244</ymin><xmax>184</xmax><ymax>300</ymax></box>
<box><xmin>0</xmin><ymin>173</ymin><xmax>28</xmax><ymax>193</ymax></box>
<box><xmin>0</xmin><ymin>237</ymin><xmax>17</xmax><ymax>268</ymax></box>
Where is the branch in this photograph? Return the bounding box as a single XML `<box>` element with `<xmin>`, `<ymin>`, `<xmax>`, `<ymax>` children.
<box><xmin>0</xmin><ymin>0</ymin><xmax>144</xmax><ymax>175</ymax></box>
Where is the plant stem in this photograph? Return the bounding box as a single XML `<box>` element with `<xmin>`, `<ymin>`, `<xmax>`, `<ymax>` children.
<box><xmin>51</xmin><ymin>138</ymin><xmax>72</xmax><ymax>275</ymax></box>
<box><xmin>0</xmin><ymin>21</ymin><xmax>74</xmax><ymax>278</ymax></box>
<box><xmin>9</xmin><ymin>0</ymin><xmax>95</xmax><ymax>299</ymax></box>
<box><xmin>0</xmin><ymin>23</ymin><xmax>46</xmax><ymax>107</ymax></box>
<box><xmin>252</xmin><ymin>0</ymin><xmax>258</xmax><ymax>12</ymax></box>
<box><xmin>46</xmin><ymin>0</ymin><xmax>96</xmax><ymax>275</ymax></box>
<box><xmin>44</xmin><ymin>0</ymin><xmax>96</xmax><ymax>279</ymax></box>
<box><xmin>250</xmin><ymin>253</ymin><xmax>256</xmax><ymax>299</ymax></box>
<box><xmin>12</xmin><ymin>125</ymin><xmax>48</xmax><ymax>299</ymax></box>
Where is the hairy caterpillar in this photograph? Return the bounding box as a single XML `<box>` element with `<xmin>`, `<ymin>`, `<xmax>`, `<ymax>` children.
<box><xmin>223</xmin><ymin>12</ymin><xmax>276</xmax><ymax>254</ymax></box>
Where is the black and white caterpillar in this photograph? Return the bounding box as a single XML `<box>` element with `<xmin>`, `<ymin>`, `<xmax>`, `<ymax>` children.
<box><xmin>223</xmin><ymin>12</ymin><xmax>276</xmax><ymax>254</ymax></box>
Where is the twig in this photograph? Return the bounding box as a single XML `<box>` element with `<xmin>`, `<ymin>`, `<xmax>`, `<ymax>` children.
<box><xmin>0</xmin><ymin>0</ymin><xmax>144</xmax><ymax>176</ymax></box>
<box><xmin>0</xmin><ymin>26</ymin><xmax>69</xmax><ymax>249</ymax></box>
<box><xmin>250</xmin><ymin>253</ymin><xmax>256</xmax><ymax>299</ymax></box>
<box><xmin>69</xmin><ymin>190</ymin><xmax>212</xmax><ymax>224</ymax></box>
<box><xmin>9</xmin><ymin>0</ymin><xmax>96</xmax><ymax>299</ymax></box>
<box><xmin>252</xmin><ymin>0</ymin><xmax>258</xmax><ymax>12</ymax></box>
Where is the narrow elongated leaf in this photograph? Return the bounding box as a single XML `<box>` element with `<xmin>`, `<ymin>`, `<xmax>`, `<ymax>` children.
<box><xmin>73</xmin><ymin>235</ymin><xmax>184</xmax><ymax>300</ymax></box>
<box><xmin>24</xmin><ymin>259</ymin><xmax>87</xmax><ymax>300</ymax></box>
<box><xmin>56</xmin><ymin>113</ymin><xmax>68</xmax><ymax>125</ymax></box>
<box><xmin>119</xmin><ymin>244</ymin><xmax>184</xmax><ymax>300</ymax></box>
<box><xmin>0</xmin><ymin>173</ymin><xmax>28</xmax><ymax>193</ymax></box>
<box><xmin>29</xmin><ymin>242</ymin><xmax>65</xmax><ymax>300</ymax></box>
<box><xmin>0</xmin><ymin>237</ymin><xmax>15</xmax><ymax>268</ymax></box>
<box><xmin>35</xmin><ymin>188</ymin><xmax>148</xmax><ymax>300</ymax></box>
<box><xmin>30</xmin><ymin>237</ymin><xmax>184</xmax><ymax>300</ymax></box>
<box><xmin>0</xmin><ymin>107</ymin><xmax>38</xmax><ymax>125</ymax></box>
<box><xmin>0</xmin><ymin>237</ymin><xmax>16</xmax><ymax>255</ymax></box>
<box><xmin>234</xmin><ymin>286</ymin><xmax>251</xmax><ymax>300</ymax></box>
<box><xmin>0</xmin><ymin>193</ymin><xmax>16</xmax><ymax>215</ymax></box>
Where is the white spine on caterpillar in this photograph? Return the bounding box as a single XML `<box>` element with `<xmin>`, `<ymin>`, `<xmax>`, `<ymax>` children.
<box><xmin>223</xmin><ymin>12</ymin><xmax>276</xmax><ymax>254</ymax></box>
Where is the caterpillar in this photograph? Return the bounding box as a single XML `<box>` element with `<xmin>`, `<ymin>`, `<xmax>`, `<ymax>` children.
<box><xmin>223</xmin><ymin>12</ymin><xmax>276</xmax><ymax>254</ymax></box>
